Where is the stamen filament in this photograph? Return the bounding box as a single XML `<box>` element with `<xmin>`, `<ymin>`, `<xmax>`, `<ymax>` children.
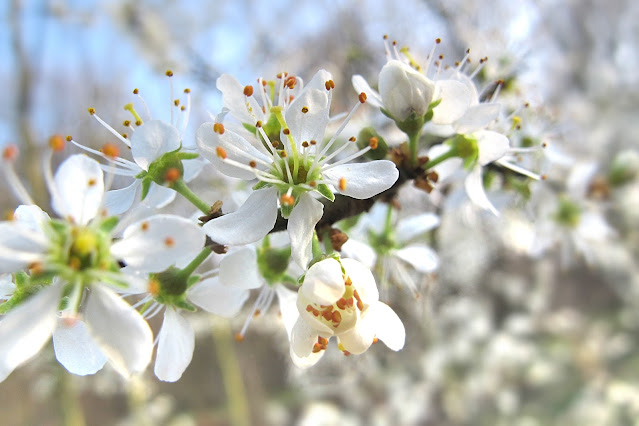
<box><xmin>91</xmin><ymin>113</ymin><xmax>132</xmax><ymax>147</ymax></box>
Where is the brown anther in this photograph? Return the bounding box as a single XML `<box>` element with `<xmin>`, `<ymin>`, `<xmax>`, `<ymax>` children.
<box><xmin>66</xmin><ymin>135</ymin><xmax>72</xmax><ymax>142</ymax></box>
<box><xmin>358</xmin><ymin>92</ymin><xmax>367</xmax><ymax>103</ymax></box>
<box><xmin>141</xmin><ymin>221</ymin><xmax>149</xmax><ymax>231</ymax></box>
<box><xmin>322</xmin><ymin>310</ymin><xmax>333</xmax><ymax>321</ymax></box>
<box><xmin>271</xmin><ymin>140</ymin><xmax>280</xmax><ymax>148</ymax></box>
<box><xmin>254</xmin><ymin>309</ymin><xmax>261</xmax><ymax>317</ymax></box>
<box><xmin>383</xmin><ymin>34</ymin><xmax>389</xmax><ymax>40</ymax></box>
<box><xmin>339</xmin><ymin>177</ymin><xmax>347</xmax><ymax>191</ymax></box>
<box><xmin>308</xmin><ymin>181</ymin><xmax>317</xmax><ymax>187</ymax></box>
<box><xmin>148</xmin><ymin>279</ymin><xmax>160</xmax><ymax>296</ymax></box>
<box><xmin>243</xmin><ymin>85</ymin><xmax>254</xmax><ymax>96</ymax></box>
<box><xmin>344</xmin><ymin>277</ymin><xmax>352</xmax><ymax>286</ymax></box>
<box><xmin>184</xmin><ymin>88</ymin><xmax>191</xmax><ymax>93</ymax></box>
<box><xmin>69</xmin><ymin>257</ymin><xmax>81</xmax><ymax>270</ymax></box>
<box><xmin>48</xmin><ymin>134</ymin><xmax>66</xmax><ymax>152</ymax></box>
<box><xmin>135</xmin><ymin>120</ymin><xmax>142</xmax><ymax>126</ymax></box>
<box><xmin>29</xmin><ymin>262</ymin><xmax>43</xmax><ymax>275</ymax></box>
<box><xmin>164</xmin><ymin>167</ymin><xmax>180</xmax><ymax>183</ymax></box>
<box><xmin>2</xmin><ymin>144</ymin><xmax>18</xmax><ymax>161</ymax></box>
<box><xmin>283</xmin><ymin>128</ymin><xmax>290</xmax><ymax>135</ymax></box>
<box><xmin>427</xmin><ymin>171</ymin><xmax>439</xmax><ymax>183</ymax></box>
<box><xmin>325</xmin><ymin>80</ymin><xmax>335</xmax><ymax>90</ymax></box>
<box><xmin>133</xmin><ymin>88</ymin><xmax>139</xmax><ymax>94</ymax></box>
<box><xmin>439</xmin><ymin>54</ymin><xmax>444</xmax><ymax>60</ymax></box>
<box><xmin>174</xmin><ymin>99</ymin><xmax>180</xmax><ymax>106</ymax></box>
<box><xmin>279</xmin><ymin>150</ymin><xmax>287</xmax><ymax>157</ymax></box>
<box><xmin>165</xmin><ymin>70</ymin><xmax>174</xmax><ymax>77</ymax></box>
<box><xmin>302</xmin><ymin>141</ymin><xmax>309</xmax><ymax>148</ymax></box>
<box><xmin>180</xmin><ymin>105</ymin><xmax>186</xmax><ymax>111</ymax></box>
<box><xmin>343</xmin><ymin>351</ymin><xmax>351</xmax><ymax>356</ymax></box>
<box><xmin>392</xmin><ymin>40</ymin><xmax>397</xmax><ymax>46</ymax></box>
<box><xmin>542</xmin><ymin>142</ymin><xmax>548</xmax><ymax>148</ymax></box>
<box><xmin>62</xmin><ymin>316</ymin><xmax>78</xmax><ymax>328</ymax></box>
<box><xmin>435</xmin><ymin>37</ymin><xmax>441</xmax><ymax>44</ymax></box>
<box><xmin>249</xmin><ymin>161</ymin><xmax>257</xmax><ymax>168</ymax></box>
<box><xmin>331</xmin><ymin>310</ymin><xmax>342</xmax><ymax>326</ymax></box>
<box><xmin>310</xmin><ymin>140</ymin><xmax>317</xmax><ymax>145</ymax></box>
<box><xmin>235</xmin><ymin>333</ymin><xmax>244</xmax><ymax>342</ymax></box>
<box><xmin>280</xmin><ymin>194</ymin><xmax>295</xmax><ymax>206</ymax></box>
<box><xmin>541</xmin><ymin>174</ymin><xmax>547</xmax><ymax>180</ymax></box>
<box><xmin>285</xmin><ymin>76</ymin><xmax>297</xmax><ymax>89</ymax></box>
<box><xmin>88</xmin><ymin>108</ymin><xmax>96</xmax><ymax>115</ymax></box>
<box><xmin>306</xmin><ymin>305</ymin><xmax>314</xmax><ymax>313</ymax></box>
<box><xmin>312</xmin><ymin>343</ymin><xmax>323</xmax><ymax>353</ymax></box>
<box><xmin>336</xmin><ymin>298</ymin><xmax>347</xmax><ymax>310</ymax></box>
<box><xmin>213</xmin><ymin>122</ymin><xmax>225</xmax><ymax>134</ymax></box>
<box><xmin>525</xmin><ymin>102</ymin><xmax>530</xmax><ymax>108</ymax></box>
<box><xmin>369</xmin><ymin>137</ymin><xmax>378</xmax><ymax>149</ymax></box>
<box><xmin>122</xmin><ymin>133</ymin><xmax>128</xmax><ymax>139</ymax></box>
<box><xmin>123</xmin><ymin>120</ymin><xmax>131</xmax><ymax>126</ymax></box>
<box><xmin>164</xmin><ymin>237</ymin><xmax>175</xmax><ymax>247</ymax></box>
<box><xmin>88</xmin><ymin>178</ymin><xmax>97</xmax><ymax>187</ymax></box>
<box><xmin>349</xmin><ymin>136</ymin><xmax>356</xmax><ymax>142</ymax></box>
<box><xmin>101</xmin><ymin>143</ymin><xmax>120</xmax><ymax>158</ymax></box>
<box><xmin>496</xmin><ymin>79</ymin><xmax>504</xmax><ymax>86</ymax></box>
<box><xmin>301</xmin><ymin>106</ymin><xmax>309</xmax><ymax>113</ymax></box>
<box><xmin>256</xmin><ymin>121</ymin><xmax>262</xmax><ymax>128</ymax></box>
<box><xmin>372</xmin><ymin>337</ymin><xmax>379</xmax><ymax>344</ymax></box>
<box><xmin>216</xmin><ymin>146</ymin><xmax>227</xmax><ymax>159</ymax></box>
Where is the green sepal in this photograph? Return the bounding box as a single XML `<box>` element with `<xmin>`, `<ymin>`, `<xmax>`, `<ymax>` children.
<box><xmin>187</xmin><ymin>275</ymin><xmax>200</xmax><ymax>289</ymax></box>
<box><xmin>14</xmin><ymin>271</ymin><xmax>29</xmax><ymax>289</ymax></box>
<box><xmin>146</xmin><ymin>146</ymin><xmax>185</xmax><ymax>185</ymax></box>
<box><xmin>242</xmin><ymin>123</ymin><xmax>257</xmax><ymax>134</ymax></box>
<box><xmin>280</xmin><ymin>202</ymin><xmax>294</xmax><ymax>219</ymax></box>
<box><xmin>0</xmin><ymin>284</ymin><xmax>48</xmax><ymax>315</ymax></box>
<box><xmin>424</xmin><ymin>98</ymin><xmax>442</xmax><ymax>123</ymax></box>
<box><xmin>252</xmin><ymin>180</ymin><xmax>271</xmax><ymax>191</ymax></box>
<box><xmin>447</xmin><ymin>134</ymin><xmax>478</xmax><ymax>170</ymax></box>
<box><xmin>396</xmin><ymin>112</ymin><xmax>426</xmax><ymax>136</ymax></box>
<box><xmin>316</xmin><ymin>184</ymin><xmax>334</xmax><ymax>202</ymax></box>
<box><xmin>357</xmin><ymin>127</ymin><xmax>389</xmax><ymax>160</ymax></box>
<box><xmin>177</xmin><ymin>152</ymin><xmax>200</xmax><ymax>160</ymax></box>
<box><xmin>99</xmin><ymin>216</ymin><xmax>119</xmax><ymax>234</ymax></box>
<box><xmin>140</xmin><ymin>178</ymin><xmax>152</xmax><ymax>201</ymax></box>
<box><xmin>380</xmin><ymin>107</ymin><xmax>393</xmax><ymax>120</ymax></box>
<box><xmin>280</xmin><ymin>274</ymin><xmax>298</xmax><ymax>286</ymax></box>
<box><xmin>174</xmin><ymin>299</ymin><xmax>196</xmax><ymax>312</ymax></box>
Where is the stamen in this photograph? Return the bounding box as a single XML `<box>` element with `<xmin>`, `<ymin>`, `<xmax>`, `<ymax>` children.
<box><xmin>49</xmin><ymin>134</ymin><xmax>65</xmax><ymax>152</ymax></box>
<box><xmin>213</xmin><ymin>123</ymin><xmax>225</xmax><ymax>134</ymax></box>
<box><xmin>1</xmin><ymin>144</ymin><xmax>34</xmax><ymax>205</ymax></box>
<box><xmin>89</xmin><ymin>110</ymin><xmax>131</xmax><ymax>147</ymax></box>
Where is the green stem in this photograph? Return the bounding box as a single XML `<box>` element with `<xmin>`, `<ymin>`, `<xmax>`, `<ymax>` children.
<box><xmin>322</xmin><ymin>229</ymin><xmax>333</xmax><ymax>255</ymax></box>
<box><xmin>407</xmin><ymin>130</ymin><xmax>421</xmax><ymax>167</ymax></box>
<box><xmin>171</xmin><ymin>179</ymin><xmax>211</xmax><ymax>214</ymax></box>
<box><xmin>212</xmin><ymin>319</ymin><xmax>251</xmax><ymax>426</ymax></box>
<box><xmin>423</xmin><ymin>147</ymin><xmax>459</xmax><ymax>170</ymax></box>
<box><xmin>178</xmin><ymin>247</ymin><xmax>213</xmax><ymax>282</ymax></box>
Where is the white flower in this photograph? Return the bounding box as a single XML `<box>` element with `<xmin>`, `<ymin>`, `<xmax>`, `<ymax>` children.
<box><xmin>0</xmin><ymin>154</ymin><xmax>206</xmax><ymax>381</ymax></box>
<box><xmin>197</xmin><ymin>70</ymin><xmax>399</xmax><ymax>268</ymax></box>
<box><xmin>289</xmin><ymin>257</ymin><xmax>405</xmax><ymax>368</ymax></box>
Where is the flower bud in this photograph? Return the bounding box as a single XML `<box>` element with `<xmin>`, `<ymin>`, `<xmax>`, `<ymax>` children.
<box><xmin>378</xmin><ymin>60</ymin><xmax>434</xmax><ymax>122</ymax></box>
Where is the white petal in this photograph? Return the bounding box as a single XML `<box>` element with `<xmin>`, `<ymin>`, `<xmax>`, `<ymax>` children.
<box><xmin>465</xmin><ymin>166</ymin><xmax>499</xmax><ymax>216</ymax></box>
<box><xmin>0</xmin><ymin>275</ymin><xmax>15</xmax><ymax>298</ymax></box>
<box><xmin>142</xmin><ymin>182</ymin><xmax>176</xmax><ymax>209</ymax></box>
<box><xmin>13</xmin><ymin>205</ymin><xmax>50</xmax><ymax>232</ymax></box>
<box><xmin>111</xmin><ymin>215</ymin><xmax>205</xmax><ymax>273</ymax></box>
<box><xmin>351</xmin><ymin>75</ymin><xmax>382</xmax><ymax>108</ymax></box>
<box><xmin>431</xmin><ymin>79</ymin><xmax>472</xmax><ymax>125</ymax></box>
<box><xmin>340</xmin><ymin>258</ymin><xmax>379</xmax><ymax>304</ymax></box>
<box><xmin>187</xmin><ymin>277</ymin><xmax>249</xmax><ymax>317</ymax></box>
<box><xmin>323</xmin><ymin>160</ymin><xmax>398</xmax><ymax>199</ymax></box>
<box><xmin>577</xmin><ymin>212</ymin><xmax>615</xmax><ymax>241</ymax></box>
<box><xmin>52</xmin><ymin>154</ymin><xmax>104</xmax><ymax>225</ymax></box>
<box><xmin>290</xmin><ymin>318</ymin><xmax>319</xmax><ymax>359</ymax></box>
<box><xmin>154</xmin><ymin>308</ymin><xmax>194</xmax><ymax>382</ymax></box>
<box><xmin>196</xmin><ymin>123</ymin><xmax>271</xmax><ymax>180</ymax></box>
<box><xmin>84</xmin><ymin>285</ymin><xmax>153</xmax><ymax>378</ymax></box>
<box><xmin>394</xmin><ymin>244</ymin><xmax>439</xmax><ymax>273</ymax></box>
<box><xmin>476</xmin><ymin>130</ymin><xmax>510</xmax><ymax>166</ymax></box>
<box><xmin>396</xmin><ymin>213</ymin><xmax>440</xmax><ymax>242</ymax></box>
<box><xmin>104</xmin><ymin>181</ymin><xmax>139</xmax><ymax>215</ymax></box>
<box><xmin>219</xmin><ymin>247</ymin><xmax>262</xmax><ymax>290</ymax></box>
<box><xmin>182</xmin><ymin>158</ymin><xmax>206</xmax><ymax>182</ymax></box>
<box><xmin>304</xmin><ymin>69</ymin><xmax>333</xmax><ymax>92</ymax></box>
<box><xmin>0</xmin><ymin>222</ymin><xmax>48</xmax><ymax>273</ymax></box>
<box><xmin>275</xmin><ymin>284</ymin><xmax>299</xmax><ymax>340</ymax></box>
<box><xmin>367</xmin><ymin>301</ymin><xmax>405</xmax><ymax>351</ymax></box>
<box><xmin>379</xmin><ymin>60</ymin><xmax>434</xmax><ymax>121</ymax></box>
<box><xmin>288</xmin><ymin>194</ymin><xmax>323</xmax><ymax>268</ymax></box>
<box><xmin>53</xmin><ymin>317</ymin><xmax>107</xmax><ymax>376</ymax></box>
<box><xmin>216</xmin><ymin>74</ymin><xmax>265</xmax><ymax>123</ymax></box>
<box><xmin>567</xmin><ymin>162</ymin><xmax>598</xmax><ymax>199</ymax></box>
<box><xmin>337</xmin><ymin>320</ymin><xmax>374</xmax><ymax>355</ymax></box>
<box><xmin>0</xmin><ymin>283</ymin><xmax>62</xmax><ymax>382</ymax></box>
<box><xmin>286</xmin><ymin>88</ymin><xmax>329</xmax><ymax>147</ymax></box>
<box><xmin>301</xmin><ymin>258</ymin><xmax>345</xmax><ymax>305</ymax></box>
<box><xmin>131</xmin><ymin>120</ymin><xmax>181</xmax><ymax>170</ymax></box>
<box><xmin>340</xmin><ymin>239</ymin><xmax>377</xmax><ymax>269</ymax></box>
<box><xmin>453</xmin><ymin>103</ymin><xmax>501</xmax><ymax>134</ymax></box>
<box><xmin>203</xmin><ymin>187</ymin><xmax>278</xmax><ymax>245</ymax></box>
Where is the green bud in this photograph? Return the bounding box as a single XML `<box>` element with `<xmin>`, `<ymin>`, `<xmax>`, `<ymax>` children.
<box><xmin>257</xmin><ymin>245</ymin><xmax>292</xmax><ymax>285</ymax></box>
<box><xmin>609</xmin><ymin>150</ymin><xmax>639</xmax><ymax>186</ymax></box>
<box><xmin>357</xmin><ymin>127</ymin><xmax>389</xmax><ymax>160</ymax></box>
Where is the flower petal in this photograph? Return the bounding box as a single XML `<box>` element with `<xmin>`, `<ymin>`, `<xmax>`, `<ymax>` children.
<box><xmin>301</xmin><ymin>258</ymin><xmax>345</xmax><ymax>305</ymax></box>
<box><xmin>275</xmin><ymin>284</ymin><xmax>299</xmax><ymax>340</ymax></box>
<box><xmin>13</xmin><ymin>205</ymin><xmax>50</xmax><ymax>232</ymax></box>
<box><xmin>396</xmin><ymin>213</ymin><xmax>440</xmax><ymax>243</ymax></box>
<box><xmin>323</xmin><ymin>160</ymin><xmax>398</xmax><ymax>199</ymax></box>
<box><xmin>154</xmin><ymin>308</ymin><xmax>194</xmax><ymax>382</ymax></box>
<box><xmin>351</xmin><ymin>75</ymin><xmax>382</xmax><ymax>108</ymax></box>
<box><xmin>111</xmin><ymin>215</ymin><xmax>205</xmax><ymax>273</ymax></box>
<box><xmin>182</xmin><ymin>158</ymin><xmax>206</xmax><ymax>182</ymax></box>
<box><xmin>367</xmin><ymin>301</ymin><xmax>405</xmax><ymax>351</ymax></box>
<box><xmin>187</xmin><ymin>277</ymin><xmax>249</xmax><ymax>317</ymax></box>
<box><xmin>53</xmin><ymin>317</ymin><xmax>108</xmax><ymax>376</ymax></box>
<box><xmin>0</xmin><ymin>222</ymin><xmax>48</xmax><ymax>274</ymax></box>
<box><xmin>465</xmin><ymin>165</ymin><xmax>499</xmax><ymax>216</ymax></box>
<box><xmin>431</xmin><ymin>79</ymin><xmax>473</xmax><ymax>125</ymax></box>
<box><xmin>288</xmin><ymin>194</ymin><xmax>323</xmax><ymax>268</ymax></box>
<box><xmin>219</xmin><ymin>247</ymin><xmax>262</xmax><ymax>290</ymax></box>
<box><xmin>340</xmin><ymin>258</ymin><xmax>379</xmax><ymax>304</ymax></box>
<box><xmin>0</xmin><ymin>283</ymin><xmax>62</xmax><ymax>382</ymax></box>
<box><xmin>52</xmin><ymin>154</ymin><xmax>104</xmax><ymax>225</ymax></box>
<box><xmin>142</xmin><ymin>182</ymin><xmax>176</xmax><ymax>209</ymax></box>
<box><xmin>290</xmin><ymin>344</ymin><xmax>324</xmax><ymax>369</ymax></box>
<box><xmin>286</xmin><ymin>88</ymin><xmax>329</xmax><ymax>148</ymax></box>
<box><xmin>340</xmin><ymin>239</ymin><xmax>377</xmax><ymax>269</ymax></box>
<box><xmin>216</xmin><ymin>74</ymin><xmax>265</xmax><ymax>123</ymax></box>
<box><xmin>131</xmin><ymin>120</ymin><xmax>181</xmax><ymax>170</ymax></box>
<box><xmin>477</xmin><ymin>130</ymin><xmax>510</xmax><ymax>166</ymax></box>
<box><xmin>196</xmin><ymin>123</ymin><xmax>271</xmax><ymax>180</ymax></box>
<box><xmin>337</xmin><ymin>318</ymin><xmax>374</xmax><ymax>355</ymax></box>
<box><xmin>453</xmin><ymin>103</ymin><xmax>501</xmax><ymax>134</ymax></box>
<box><xmin>84</xmin><ymin>285</ymin><xmax>153</xmax><ymax>378</ymax></box>
<box><xmin>202</xmin><ymin>187</ymin><xmax>278</xmax><ymax>245</ymax></box>
<box><xmin>290</xmin><ymin>318</ymin><xmax>319</xmax><ymax>359</ymax></box>
<box><xmin>104</xmin><ymin>181</ymin><xmax>139</xmax><ymax>216</ymax></box>
<box><xmin>379</xmin><ymin>60</ymin><xmax>434</xmax><ymax>121</ymax></box>
<box><xmin>394</xmin><ymin>244</ymin><xmax>439</xmax><ymax>273</ymax></box>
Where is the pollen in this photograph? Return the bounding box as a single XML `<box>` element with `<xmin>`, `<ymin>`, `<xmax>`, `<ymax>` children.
<box><xmin>301</xmin><ymin>106</ymin><xmax>309</xmax><ymax>113</ymax></box>
<box><xmin>325</xmin><ymin>80</ymin><xmax>335</xmax><ymax>90</ymax></box>
<box><xmin>101</xmin><ymin>142</ymin><xmax>120</xmax><ymax>158</ymax></box>
<box><xmin>174</xmin><ymin>99</ymin><xmax>180</xmax><ymax>106</ymax></box>
<box><xmin>285</xmin><ymin>76</ymin><xmax>297</xmax><ymax>89</ymax></box>
<box><xmin>184</xmin><ymin>88</ymin><xmax>191</xmax><ymax>93</ymax></box>
<box><xmin>358</xmin><ymin>92</ymin><xmax>367</xmax><ymax>103</ymax></box>
<box><xmin>88</xmin><ymin>178</ymin><xmax>97</xmax><ymax>187</ymax></box>
<box><xmin>87</xmin><ymin>108</ymin><xmax>96</xmax><ymax>115</ymax></box>
<box><xmin>66</xmin><ymin>135</ymin><xmax>72</xmax><ymax>142</ymax></box>
<box><xmin>339</xmin><ymin>177</ymin><xmax>347</xmax><ymax>191</ymax></box>
<box><xmin>123</xmin><ymin>120</ymin><xmax>131</xmax><ymax>126</ymax></box>
<box><xmin>133</xmin><ymin>88</ymin><xmax>139</xmax><ymax>94</ymax></box>
<box><xmin>349</xmin><ymin>136</ymin><xmax>356</xmax><ymax>142</ymax></box>
<box><xmin>280</xmin><ymin>194</ymin><xmax>295</xmax><ymax>206</ymax></box>
<box><xmin>213</xmin><ymin>123</ymin><xmax>225</xmax><ymax>134</ymax></box>
<box><xmin>2</xmin><ymin>144</ymin><xmax>18</xmax><ymax>162</ymax></box>
<box><xmin>216</xmin><ymin>146</ymin><xmax>227</xmax><ymax>159</ymax></box>
<box><xmin>49</xmin><ymin>134</ymin><xmax>66</xmax><ymax>152</ymax></box>
<box><xmin>165</xmin><ymin>70</ymin><xmax>174</xmax><ymax>77</ymax></box>
<box><xmin>283</xmin><ymin>128</ymin><xmax>290</xmax><ymax>135</ymax></box>
<box><xmin>164</xmin><ymin>237</ymin><xmax>175</xmax><ymax>247</ymax></box>
<box><xmin>369</xmin><ymin>137</ymin><xmax>379</xmax><ymax>149</ymax></box>
<box><xmin>164</xmin><ymin>167</ymin><xmax>181</xmax><ymax>183</ymax></box>
<box><xmin>141</xmin><ymin>221</ymin><xmax>149</xmax><ymax>231</ymax></box>
<box><xmin>243</xmin><ymin>85</ymin><xmax>254</xmax><ymax>96</ymax></box>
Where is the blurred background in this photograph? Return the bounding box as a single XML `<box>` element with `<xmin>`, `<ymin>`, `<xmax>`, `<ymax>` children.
<box><xmin>1</xmin><ymin>0</ymin><xmax>639</xmax><ymax>425</ymax></box>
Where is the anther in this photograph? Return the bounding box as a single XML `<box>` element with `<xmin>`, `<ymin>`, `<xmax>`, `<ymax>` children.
<box><xmin>302</xmin><ymin>141</ymin><xmax>309</xmax><ymax>148</ymax></box>
<box><xmin>256</xmin><ymin>121</ymin><xmax>262</xmax><ymax>128</ymax></box>
<box><xmin>339</xmin><ymin>178</ymin><xmax>347</xmax><ymax>191</ymax></box>
<box><xmin>148</xmin><ymin>279</ymin><xmax>160</xmax><ymax>296</ymax></box>
<box><xmin>325</xmin><ymin>80</ymin><xmax>335</xmax><ymax>90</ymax></box>
<box><xmin>184</xmin><ymin>88</ymin><xmax>191</xmax><ymax>93</ymax></box>
<box><xmin>180</xmin><ymin>105</ymin><xmax>185</xmax><ymax>111</ymax></box>
<box><xmin>235</xmin><ymin>333</ymin><xmax>244</xmax><ymax>342</ymax></box>
<box><xmin>2</xmin><ymin>144</ymin><xmax>18</xmax><ymax>161</ymax></box>
<box><xmin>310</xmin><ymin>140</ymin><xmax>317</xmax><ymax>145</ymax></box>
<box><xmin>216</xmin><ymin>146</ymin><xmax>227</xmax><ymax>159</ymax></box>
<box><xmin>349</xmin><ymin>136</ymin><xmax>356</xmax><ymax>142</ymax></box>
<box><xmin>133</xmin><ymin>88</ymin><xmax>139</xmax><ymax>94</ymax></box>
<box><xmin>213</xmin><ymin>123</ymin><xmax>225</xmax><ymax>134</ymax></box>
<box><xmin>88</xmin><ymin>108</ymin><xmax>96</xmax><ymax>115</ymax></box>
<box><xmin>164</xmin><ymin>237</ymin><xmax>175</xmax><ymax>247</ymax></box>
<box><xmin>249</xmin><ymin>161</ymin><xmax>257</xmax><ymax>168</ymax></box>
<box><xmin>102</xmin><ymin>143</ymin><xmax>120</xmax><ymax>158</ymax></box>
<box><xmin>436</xmin><ymin>37</ymin><xmax>441</xmax><ymax>44</ymax></box>
<box><xmin>285</xmin><ymin>76</ymin><xmax>297</xmax><ymax>89</ymax></box>
<box><xmin>358</xmin><ymin>92</ymin><xmax>367</xmax><ymax>103</ymax></box>
<box><xmin>141</xmin><ymin>221</ymin><xmax>149</xmax><ymax>231</ymax></box>
<box><xmin>301</xmin><ymin>106</ymin><xmax>309</xmax><ymax>113</ymax></box>
<box><xmin>243</xmin><ymin>85</ymin><xmax>254</xmax><ymax>97</ymax></box>
<box><xmin>165</xmin><ymin>70</ymin><xmax>174</xmax><ymax>77</ymax></box>
<box><xmin>135</xmin><ymin>120</ymin><xmax>142</xmax><ymax>126</ymax></box>
<box><xmin>123</xmin><ymin>120</ymin><xmax>131</xmax><ymax>126</ymax></box>
<box><xmin>369</xmin><ymin>137</ymin><xmax>378</xmax><ymax>149</ymax></box>
<box><xmin>283</xmin><ymin>128</ymin><xmax>290</xmax><ymax>135</ymax></box>
<box><xmin>66</xmin><ymin>136</ymin><xmax>72</xmax><ymax>142</ymax></box>
<box><xmin>88</xmin><ymin>178</ymin><xmax>97</xmax><ymax>187</ymax></box>
<box><xmin>383</xmin><ymin>34</ymin><xmax>389</xmax><ymax>40</ymax></box>
<box><xmin>280</xmin><ymin>194</ymin><xmax>295</xmax><ymax>206</ymax></box>
<box><xmin>174</xmin><ymin>99</ymin><xmax>180</xmax><ymax>106</ymax></box>
<box><xmin>48</xmin><ymin>134</ymin><xmax>65</xmax><ymax>152</ymax></box>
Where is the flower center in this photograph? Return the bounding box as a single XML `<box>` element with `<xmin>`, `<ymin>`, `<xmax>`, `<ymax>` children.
<box><xmin>303</xmin><ymin>276</ymin><xmax>366</xmax><ymax>334</ymax></box>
